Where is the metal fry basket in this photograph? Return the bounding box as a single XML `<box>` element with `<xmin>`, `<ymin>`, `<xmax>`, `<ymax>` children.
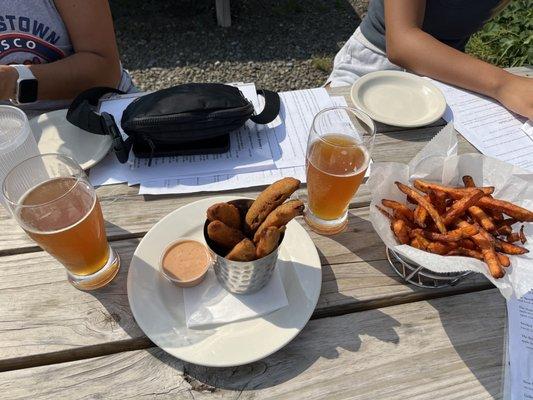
<box><xmin>386</xmin><ymin>247</ymin><xmax>472</xmax><ymax>289</ymax></box>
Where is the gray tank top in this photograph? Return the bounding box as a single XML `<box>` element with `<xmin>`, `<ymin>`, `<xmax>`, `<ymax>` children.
<box><xmin>0</xmin><ymin>0</ymin><xmax>134</xmax><ymax>116</ymax></box>
<box><xmin>360</xmin><ymin>0</ymin><xmax>502</xmax><ymax>53</ymax></box>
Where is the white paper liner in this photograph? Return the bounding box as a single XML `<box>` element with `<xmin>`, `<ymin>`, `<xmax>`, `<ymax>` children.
<box><xmin>368</xmin><ymin>123</ymin><xmax>533</xmax><ymax>299</ymax></box>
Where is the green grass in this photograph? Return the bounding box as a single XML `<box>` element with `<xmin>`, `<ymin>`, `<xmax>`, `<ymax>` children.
<box><xmin>311</xmin><ymin>56</ymin><xmax>333</xmax><ymax>72</ymax></box>
<box><xmin>466</xmin><ymin>0</ymin><xmax>532</xmax><ymax>67</ymax></box>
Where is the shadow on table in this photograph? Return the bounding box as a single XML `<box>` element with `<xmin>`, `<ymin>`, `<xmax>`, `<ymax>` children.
<box><xmin>426</xmin><ymin>293</ymin><xmax>506</xmax><ymax>399</ymax></box>
<box><xmin>146</xmin><ymin>262</ymin><xmax>400</xmax><ymax>391</ymax></box>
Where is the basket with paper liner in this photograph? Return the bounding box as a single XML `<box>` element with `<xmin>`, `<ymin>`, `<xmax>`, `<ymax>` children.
<box><xmin>203</xmin><ymin>177</ymin><xmax>304</xmax><ymax>294</ymax></box>
<box><xmin>368</xmin><ymin>123</ymin><xmax>533</xmax><ymax>299</ymax></box>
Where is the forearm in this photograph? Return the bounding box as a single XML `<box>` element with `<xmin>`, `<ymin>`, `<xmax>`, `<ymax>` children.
<box><xmin>386</xmin><ymin>28</ymin><xmax>511</xmax><ymax>99</ymax></box>
<box><xmin>28</xmin><ymin>52</ymin><xmax>121</xmax><ymax>101</ymax></box>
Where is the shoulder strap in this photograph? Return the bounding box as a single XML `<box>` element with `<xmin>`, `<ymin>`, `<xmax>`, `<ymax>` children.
<box><xmin>66</xmin><ymin>87</ymin><xmax>125</xmax><ymax>135</ymax></box>
<box><xmin>250</xmin><ymin>89</ymin><xmax>280</xmax><ymax>125</ymax></box>
<box><xmin>67</xmin><ymin>87</ymin><xmax>132</xmax><ymax>163</ymax></box>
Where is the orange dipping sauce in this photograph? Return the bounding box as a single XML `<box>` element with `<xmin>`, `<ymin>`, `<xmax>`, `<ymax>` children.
<box><xmin>161</xmin><ymin>240</ymin><xmax>211</xmax><ymax>286</ymax></box>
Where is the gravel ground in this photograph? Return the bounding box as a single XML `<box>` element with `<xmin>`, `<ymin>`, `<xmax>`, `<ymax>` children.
<box><xmin>110</xmin><ymin>0</ymin><xmax>368</xmax><ymax>92</ymax></box>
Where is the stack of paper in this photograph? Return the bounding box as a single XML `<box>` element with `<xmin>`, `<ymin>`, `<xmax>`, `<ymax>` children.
<box><xmin>89</xmin><ymin>83</ymin><xmax>348</xmax><ymax>194</ymax></box>
<box><xmin>430</xmin><ymin>79</ymin><xmax>533</xmax><ymax>172</ymax></box>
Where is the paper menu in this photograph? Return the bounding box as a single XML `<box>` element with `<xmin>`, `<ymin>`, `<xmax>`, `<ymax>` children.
<box><xmin>267</xmin><ymin>88</ymin><xmax>334</xmax><ymax>169</ymax></box>
<box><xmin>506</xmin><ymin>291</ymin><xmax>533</xmax><ymax>399</ymax></box>
<box><xmin>138</xmin><ymin>166</ymin><xmax>307</xmax><ymax>195</ymax></box>
<box><xmin>89</xmin><ymin>83</ymin><xmax>275</xmax><ymax>186</ymax></box>
<box><xmin>430</xmin><ymin>80</ymin><xmax>533</xmax><ymax>172</ymax></box>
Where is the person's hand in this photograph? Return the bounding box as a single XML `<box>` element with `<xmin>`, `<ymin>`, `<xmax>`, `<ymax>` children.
<box><xmin>495</xmin><ymin>74</ymin><xmax>533</xmax><ymax>119</ymax></box>
<box><xmin>0</xmin><ymin>65</ymin><xmax>18</xmax><ymax>101</ymax></box>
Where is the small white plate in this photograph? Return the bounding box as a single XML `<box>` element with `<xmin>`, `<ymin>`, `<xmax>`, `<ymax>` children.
<box><xmin>30</xmin><ymin>109</ymin><xmax>112</xmax><ymax>170</ymax></box>
<box><xmin>350</xmin><ymin>71</ymin><xmax>446</xmax><ymax>128</ymax></box>
<box><xmin>127</xmin><ymin>196</ymin><xmax>322</xmax><ymax>367</ymax></box>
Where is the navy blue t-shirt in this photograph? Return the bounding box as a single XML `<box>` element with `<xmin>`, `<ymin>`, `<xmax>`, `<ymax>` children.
<box><xmin>360</xmin><ymin>0</ymin><xmax>502</xmax><ymax>52</ymax></box>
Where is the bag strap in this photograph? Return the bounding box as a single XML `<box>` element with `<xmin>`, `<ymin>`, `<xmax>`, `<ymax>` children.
<box><xmin>250</xmin><ymin>89</ymin><xmax>280</xmax><ymax>125</ymax></box>
<box><xmin>66</xmin><ymin>86</ymin><xmax>125</xmax><ymax>136</ymax></box>
<box><xmin>67</xmin><ymin>87</ymin><xmax>132</xmax><ymax>163</ymax></box>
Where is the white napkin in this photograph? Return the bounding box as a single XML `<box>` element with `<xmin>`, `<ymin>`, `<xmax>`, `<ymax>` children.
<box><xmin>183</xmin><ymin>264</ymin><xmax>289</xmax><ymax>328</ymax></box>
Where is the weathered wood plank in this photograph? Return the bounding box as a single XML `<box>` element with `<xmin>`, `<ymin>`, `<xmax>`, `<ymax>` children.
<box><xmin>0</xmin><ymin>208</ymin><xmax>491</xmax><ymax>369</ymax></box>
<box><xmin>0</xmin><ymin>290</ymin><xmax>505</xmax><ymax>400</ymax></box>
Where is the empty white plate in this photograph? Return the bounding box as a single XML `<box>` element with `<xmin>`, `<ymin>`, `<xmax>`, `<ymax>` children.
<box><xmin>350</xmin><ymin>71</ymin><xmax>446</xmax><ymax>128</ymax></box>
<box><xmin>30</xmin><ymin>109</ymin><xmax>112</xmax><ymax>170</ymax></box>
<box><xmin>127</xmin><ymin>196</ymin><xmax>322</xmax><ymax>367</ymax></box>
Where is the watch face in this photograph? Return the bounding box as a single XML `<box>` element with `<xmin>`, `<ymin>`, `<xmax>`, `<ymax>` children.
<box><xmin>18</xmin><ymin>79</ymin><xmax>38</xmax><ymax>104</ymax></box>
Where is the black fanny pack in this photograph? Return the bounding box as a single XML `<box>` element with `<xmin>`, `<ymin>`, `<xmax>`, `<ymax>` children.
<box><xmin>67</xmin><ymin>83</ymin><xmax>280</xmax><ymax>164</ymax></box>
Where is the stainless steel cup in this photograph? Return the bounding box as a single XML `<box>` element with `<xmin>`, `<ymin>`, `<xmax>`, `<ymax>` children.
<box><xmin>204</xmin><ymin>199</ymin><xmax>284</xmax><ymax>295</ymax></box>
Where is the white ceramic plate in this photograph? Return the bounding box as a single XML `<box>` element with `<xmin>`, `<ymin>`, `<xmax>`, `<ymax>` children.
<box><xmin>127</xmin><ymin>196</ymin><xmax>322</xmax><ymax>367</ymax></box>
<box><xmin>350</xmin><ymin>71</ymin><xmax>446</xmax><ymax>128</ymax></box>
<box><xmin>30</xmin><ymin>109</ymin><xmax>112</xmax><ymax>170</ymax></box>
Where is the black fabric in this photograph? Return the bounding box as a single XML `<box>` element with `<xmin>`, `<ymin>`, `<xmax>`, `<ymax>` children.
<box><xmin>67</xmin><ymin>83</ymin><xmax>280</xmax><ymax>165</ymax></box>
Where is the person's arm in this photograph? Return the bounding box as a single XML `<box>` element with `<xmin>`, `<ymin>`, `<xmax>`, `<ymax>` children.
<box><xmin>0</xmin><ymin>0</ymin><xmax>122</xmax><ymax>101</ymax></box>
<box><xmin>384</xmin><ymin>0</ymin><xmax>533</xmax><ymax>119</ymax></box>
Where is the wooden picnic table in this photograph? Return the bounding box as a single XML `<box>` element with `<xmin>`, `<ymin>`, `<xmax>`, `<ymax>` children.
<box><xmin>0</xmin><ymin>66</ymin><xmax>530</xmax><ymax>399</ymax></box>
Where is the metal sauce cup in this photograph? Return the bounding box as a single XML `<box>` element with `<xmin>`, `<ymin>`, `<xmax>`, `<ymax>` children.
<box><xmin>203</xmin><ymin>199</ymin><xmax>284</xmax><ymax>295</ymax></box>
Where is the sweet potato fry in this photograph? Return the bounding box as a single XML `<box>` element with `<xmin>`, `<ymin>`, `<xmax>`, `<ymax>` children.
<box><xmin>375</xmin><ymin>205</ymin><xmax>394</xmax><ymax>221</ymax></box>
<box><xmin>462</xmin><ymin>175</ymin><xmax>476</xmax><ymax>188</ymax></box>
<box><xmin>519</xmin><ymin>225</ymin><xmax>527</xmax><ymax>244</ymax></box>
<box><xmin>413</xmin><ymin>179</ymin><xmax>494</xmax><ymax>198</ymax></box>
<box><xmin>392</xmin><ymin>210</ymin><xmax>417</xmax><ymax>228</ymax></box>
<box><xmin>477</xmin><ymin>196</ymin><xmax>533</xmax><ymax>222</ymax></box>
<box><xmin>448</xmin><ymin>247</ymin><xmax>483</xmax><ymax>261</ymax></box>
<box><xmin>496</xmin><ymin>224</ymin><xmax>512</xmax><ymax>236</ymax></box>
<box><xmin>500</xmin><ymin>218</ymin><xmax>518</xmax><ymax>227</ymax></box>
<box><xmin>468</xmin><ymin>205</ymin><xmax>496</xmax><ymax>232</ymax></box>
<box><xmin>410</xmin><ymin>237</ymin><xmax>423</xmax><ymax>250</ymax></box>
<box><xmin>506</xmin><ymin>232</ymin><xmax>521</xmax><ymax>243</ymax></box>
<box><xmin>381</xmin><ymin>199</ymin><xmax>414</xmax><ymax>222</ymax></box>
<box><xmin>456</xmin><ymin>220</ymin><xmax>503</xmax><ymax>278</ymax></box>
<box><xmin>458</xmin><ymin>238</ymin><xmax>477</xmax><ymax>250</ymax></box>
<box><xmin>419</xmin><ymin>224</ymin><xmax>478</xmax><ymax>242</ymax></box>
<box><xmin>414</xmin><ymin>204</ymin><xmax>428</xmax><ymax>228</ymax></box>
<box><xmin>494</xmin><ymin>239</ymin><xmax>529</xmax><ymax>255</ymax></box>
<box><xmin>427</xmin><ymin>241</ymin><xmax>457</xmax><ymax>255</ymax></box>
<box><xmin>395</xmin><ymin>182</ymin><xmax>447</xmax><ymax>233</ymax></box>
<box><xmin>430</xmin><ymin>190</ymin><xmax>447</xmax><ymax>214</ymax></box>
<box><xmin>392</xmin><ymin>219</ymin><xmax>410</xmax><ymax>245</ymax></box>
<box><xmin>481</xmin><ymin>248</ymin><xmax>504</xmax><ymax>279</ymax></box>
<box><xmin>406</xmin><ymin>195</ymin><xmax>417</xmax><ymax>205</ymax></box>
<box><xmin>413</xmin><ymin>232</ymin><xmax>431</xmax><ymax>251</ymax></box>
<box><xmin>497</xmin><ymin>253</ymin><xmax>510</xmax><ymax>268</ymax></box>
<box><xmin>443</xmin><ymin>190</ymin><xmax>484</xmax><ymax>225</ymax></box>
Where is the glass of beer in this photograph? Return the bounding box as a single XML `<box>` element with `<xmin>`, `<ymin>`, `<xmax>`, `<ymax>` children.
<box><xmin>305</xmin><ymin>106</ymin><xmax>375</xmax><ymax>235</ymax></box>
<box><xmin>2</xmin><ymin>154</ymin><xmax>120</xmax><ymax>290</ymax></box>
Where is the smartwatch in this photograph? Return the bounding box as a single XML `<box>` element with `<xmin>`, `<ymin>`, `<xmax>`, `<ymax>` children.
<box><xmin>10</xmin><ymin>65</ymin><xmax>38</xmax><ymax>104</ymax></box>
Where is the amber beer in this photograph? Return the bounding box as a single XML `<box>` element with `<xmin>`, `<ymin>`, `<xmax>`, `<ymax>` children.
<box><xmin>18</xmin><ymin>177</ymin><xmax>110</xmax><ymax>276</ymax></box>
<box><xmin>306</xmin><ymin>134</ymin><xmax>369</xmax><ymax>221</ymax></box>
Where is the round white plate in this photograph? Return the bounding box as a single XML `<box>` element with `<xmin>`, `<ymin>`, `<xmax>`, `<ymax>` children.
<box><xmin>127</xmin><ymin>196</ymin><xmax>322</xmax><ymax>367</ymax></box>
<box><xmin>30</xmin><ymin>109</ymin><xmax>112</xmax><ymax>170</ymax></box>
<box><xmin>350</xmin><ymin>71</ymin><xmax>446</xmax><ymax>128</ymax></box>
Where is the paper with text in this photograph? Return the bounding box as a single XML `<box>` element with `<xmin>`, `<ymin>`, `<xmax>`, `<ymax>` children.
<box><xmin>507</xmin><ymin>291</ymin><xmax>533</xmax><ymax>399</ymax></box>
<box><xmin>430</xmin><ymin>80</ymin><xmax>532</xmax><ymax>172</ymax></box>
<box><xmin>89</xmin><ymin>83</ymin><xmax>274</xmax><ymax>186</ymax></box>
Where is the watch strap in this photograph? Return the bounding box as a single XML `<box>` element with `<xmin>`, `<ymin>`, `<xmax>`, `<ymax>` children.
<box><xmin>11</xmin><ymin>65</ymin><xmax>36</xmax><ymax>81</ymax></box>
